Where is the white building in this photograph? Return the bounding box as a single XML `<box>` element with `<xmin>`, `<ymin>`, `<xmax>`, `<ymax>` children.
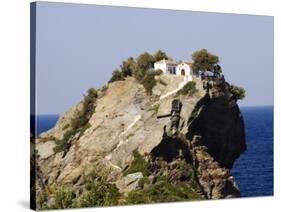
<box><xmin>154</xmin><ymin>59</ymin><xmax>193</xmax><ymax>81</ymax></box>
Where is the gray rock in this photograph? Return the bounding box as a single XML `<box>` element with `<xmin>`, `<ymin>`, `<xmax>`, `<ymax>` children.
<box><xmin>116</xmin><ymin>172</ymin><xmax>143</xmax><ymax>194</ymax></box>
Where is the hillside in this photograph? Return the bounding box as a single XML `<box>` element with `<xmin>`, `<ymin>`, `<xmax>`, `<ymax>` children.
<box><xmin>34</xmin><ymin>73</ymin><xmax>246</xmax><ymax>209</ymax></box>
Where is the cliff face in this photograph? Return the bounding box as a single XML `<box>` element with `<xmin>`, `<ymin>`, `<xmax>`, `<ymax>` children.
<box><xmin>187</xmin><ymin>95</ymin><xmax>246</xmax><ymax>169</ymax></box>
<box><xmin>35</xmin><ymin>73</ymin><xmax>246</xmax><ymax>208</ymax></box>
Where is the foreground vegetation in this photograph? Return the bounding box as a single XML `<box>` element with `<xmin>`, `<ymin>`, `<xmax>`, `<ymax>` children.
<box><xmin>38</xmin><ymin>167</ymin><xmax>121</xmax><ymax>210</ymax></box>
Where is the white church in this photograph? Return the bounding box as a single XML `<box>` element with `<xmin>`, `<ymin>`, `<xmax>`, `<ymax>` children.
<box><xmin>154</xmin><ymin>59</ymin><xmax>193</xmax><ymax>82</ymax></box>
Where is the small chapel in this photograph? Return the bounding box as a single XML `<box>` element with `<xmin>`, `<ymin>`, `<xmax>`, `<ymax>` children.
<box><xmin>154</xmin><ymin>59</ymin><xmax>193</xmax><ymax>82</ymax></box>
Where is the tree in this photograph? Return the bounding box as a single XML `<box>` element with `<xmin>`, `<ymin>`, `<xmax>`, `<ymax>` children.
<box><xmin>141</xmin><ymin>70</ymin><xmax>157</xmax><ymax>95</ymax></box>
<box><xmin>154</xmin><ymin>50</ymin><xmax>168</xmax><ymax>61</ymax></box>
<box><xmin>191</xmin><ymin>49</ymin><xmax>219</xmax><ymax>74</ymax></box>
<box><xmin>108</xmin><ymin>69</ymin><xmax>124</xmax><ymax>83</ymax></box>
<box><xmin>120</xmin><ymin>57</ymin><xmax>137</xmax><ymax>77</ymax></box>
<box><xmin>229</xmin><ymin>85</ymin><xmax>246</xmax><ymax>101</ymax></box>
<box><xmin>137</xmin><ymin>52</ymin><xmax>155</xmax><ymax>72</ymax></box>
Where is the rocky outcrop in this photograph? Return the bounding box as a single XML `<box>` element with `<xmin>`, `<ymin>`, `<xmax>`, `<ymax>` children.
<box><xmin>187</xmin><ymin>94</ymin><xmax>246</xmax><ymax>169</ymax></box>
<box><xmin>34</xmin><ymin>73</ymin><xmax>246</xmax><ymax>208</ymax></box>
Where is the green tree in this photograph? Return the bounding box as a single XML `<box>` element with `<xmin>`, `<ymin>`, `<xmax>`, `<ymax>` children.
<box><xmin>120</xmin><ymin>57</ymin><xmax>137</xmax><ymax>77</ymax></box>
<box><xmin>108</xmin><ymin>69</ymin><xmax>124</xmax><ymax>83</ymax></box>
<box><xmin>137</xmin><ymin>52</ymin><xmax>155</xmax><ymax>72</ymax></box>
<box><xmin>191</xmin><ymin>49</ymin><xmax>219</xmax><ymax>74</ymax></box>
<box><xmin>154</xmin><ymin>50</ymin><xmax>168</xmax><ymax>61</ymax></box>
<box><xmin>229</xmin><ymin>85</ymin><xmax>246</xmax><ymax>101</ymax></box>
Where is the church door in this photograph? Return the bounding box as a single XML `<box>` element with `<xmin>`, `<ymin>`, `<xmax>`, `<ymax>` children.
<box><xmin>181</xmin><ymin>69</ymin><xmax>185</xmax><ymax>76</ymax></box>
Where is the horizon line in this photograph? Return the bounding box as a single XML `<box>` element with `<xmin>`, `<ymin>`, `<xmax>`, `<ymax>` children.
<box><xmin>34</xmin><ymin>104</ymin><xmax>274</xmax><ymax>116</ymax></box>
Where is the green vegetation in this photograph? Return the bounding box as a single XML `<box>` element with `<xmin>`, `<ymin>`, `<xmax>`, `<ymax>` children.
<box><xmin>125</xmin><ymin>176</ymin><xmax>202</xmax><ymax>204</ymax></box>
<box><xmin>141</xmin><ymin>70</ymin><xmax>157</xmax><ymax>95</ymax></box>
<box><xmin>124</xmin><ymin>150</ymin><xmax>150</xmax><ymax>176</ymax></box>
<box><xmin>48</xmin><ymin>186</ymin><xmax>75</xmax><ymax>209</ymax></box>
<box><xmin>136</xmin><ymin>52</ymin><xmax>155</xmax><ymax>73</ymax></box>
<box><xmin>138</xmin><ymin>176</ymin><xmax>150</xmax><ymax>188</ymax></box>
<box><xmin>192</xmin><ymin>49</ymin><xmax>220</xmax><ymax>74</ymax></box>
<box><xmin>109</xmin><ymin>69</ymin><xmax>124</xmax><ymax>83</ymax></box>
<box><xmin>54</xmin><ymin>88</ymin><xmax>98</xmax><ymax>154</ymax></box>
<box><xmin>53</xmin><ymin>130</ymin><xmax>72</xmax><ymax>154</ymax></box>
<box><xmin>100</xmin><ymin>85</ymin><xmax>108</xmax><ymax>93</ymax></box>
<box><xmin>40</xmin><ymin>167</ymin><xmax>121</xmax><ymax>210</ymax></box>
<box><xmin>177</xmin><ymin>81</ymin><xmax>198</xmax><ymax>96</ymax></box>
<box><xmin>229</xmin><ymin>85</ymin><xmax>246</xmax><ymax>100</ymax></box>
<box><xmin>153</xmin><ymin>50</ymin><xmax>169</xmax><ymax>61</ymax></box>
<box><xmin>73</xmin><ymin>168</ymin><xmax>120</xmax><ymax>208</ymax></box>
<box><xmin>77</xmin><ymin>123</ymin><xmax>91</xmax><ymax>138</ymax></box>
<box><xmin>141</xmin><ymin>69</ymin><xmax>163</xmax><ymax>95</ymax></box>
<box><xmin>120</xmin><ymin>57</ymin><xmax>137</xmax><ymax>77</ymax></box>
<box><xmin>109</xmin><ymin>50</ymin><xmax>168</xmax><ymax>84</ymax></box>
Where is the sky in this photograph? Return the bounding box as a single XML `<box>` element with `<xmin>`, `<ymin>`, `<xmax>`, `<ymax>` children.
<box><xmin>35</xmin><ymin>2</ymin><xmax>274</xmax><ymax>115</ymax></box>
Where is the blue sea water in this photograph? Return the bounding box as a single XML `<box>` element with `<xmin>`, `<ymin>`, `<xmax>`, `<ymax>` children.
<box><xmin>232</xmin><ymin>106</ymin><xmax>273</xmax><ymax>197</ymax></box>
<box><xmin>34</xmin><ymin>114</ymin><xmax>59</xmax><ymax>135</ymax></box>
<box><xmin>35</xmin><ymin>106</ymin><xmax>273</xmax><ymax>197</ymax></box>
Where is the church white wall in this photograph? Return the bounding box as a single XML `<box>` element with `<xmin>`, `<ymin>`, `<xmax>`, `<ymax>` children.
<box><xmin>176</xmin><ymin>63</ymin><xmax>192</xmax><ymax>81</ymax></box>
<box><xmin>154</xmin><ymin>63</ymin><xmax>167</xmax><ymax>73</ymax></box>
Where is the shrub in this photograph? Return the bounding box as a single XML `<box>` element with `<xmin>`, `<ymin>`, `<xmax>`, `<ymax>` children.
<box><xmin>73</xmin><ymin>168</ymin><xmax>120</xmax><ymax>207</ymax></box>
<box><xmin>154</xmin><ymin>50</ymin><xmax>169</xmax><ymax>61</ymax></box>
<box><xmin>125</xmin><ymin>176</ymin><xmax>201</xmax><ymax>204</ymax></box>
<box><xmin>40</xmin><ymin>167</ymin><xmax>120</xmax><ymax>209</ymax></box>
<box><xmin>191</xmin><ymin>49</ymin><xmax>219</xmax><ymax>74</ymax></box>
<box><xmin>100</xmin><ymin>85</ymin><xmax>108</xmax><ymax>93</ymax></box>
<box><xmin>133</xmin><ymin>67</ymin><xmax>144</xmax><ymax>81</ymax></box>
<box><xmin>78</xmin><ymin>123</ymin><xmax>91</xmax><ymax>137</ymax></box>
<box><xmin>120</xmin><ymin>57</ymin><xmax>137</xmax><ymax>77</ymax></box>
<box><xmin>124</xmin><ymin>150</ymin><xmax>149</xmax><ymax>176</ymax></box>
<box><xmin>229</xmin><ymin>85</ymin><xmax>246</xmax><ymax>100</ymax></box>
<box><xmin>141</xmin><ymin>71</ymin><xmax>157</xmax><ymax>95</ymax></box>
<box><xmin>137</xmin><ymin>52</ymin><xmax>155</xmax><ymax>72</ymax></box>
<box><xmin>53</xmin><ymin>129</ymin><xmax>73</xmax><ymax>154</ymax></box>
<box><xmin>177</xmin><ymin>81</ymin><xmax>198</xmax><ymax>96</ymax></box>
<box><xmin>138</xmin><ymin>176</ymin><xmax>150</xmax><ymax>188</ymax></box>
<box><xmin>109</xmin><ymin>69</ymin><xmax>124</xmax><ymax>83</ymax></box>
<box><xmin>48</xmin><ymin>186</ymin><xmax>75</xmax><ymax>209</ymax></box>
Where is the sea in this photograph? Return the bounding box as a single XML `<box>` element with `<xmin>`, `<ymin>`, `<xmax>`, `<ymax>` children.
<box><xmin>34</xmin><ymin>106</ymin><xmax>273</xmax><ymax>197</ymax></box>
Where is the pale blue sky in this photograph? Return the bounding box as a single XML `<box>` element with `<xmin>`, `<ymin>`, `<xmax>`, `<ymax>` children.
<box><xmin>35</xmin><ymin>2</ymin><xmax>274</xmax><ymax>115</ymax></box>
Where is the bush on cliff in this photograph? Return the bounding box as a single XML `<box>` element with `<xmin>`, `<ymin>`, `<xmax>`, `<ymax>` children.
<box><xmin>73</xmin><ymin>168</ymin><xmax>120</xmax><ymax>207</ymax></box>
<box><xmin>177</xmin><ymin>81</ymin><xmax>198</xmax><ymax>96</ymax></box>
<box><xmin>125</xmin><ymin>176</ymin><xmax>201</xmax><ymax>204</ymax></box>
<box><xmin>109</xmin><ymin>50</ymin><xmax>168</xmax><ymax>83</ymax></box>
<box><xmin>47</xmin><ymin>185</ymin><xmax>75</xmax><ymax>209</ymax></box>
<box><xmin>109</xmin><ymin>69</ymin><xmax>125</xmax><ymax>83</ymax></box>
<box><xmin>153</xmin><ymin>50</ymin><xmax>169</xmax><ymax>61</ymax></box>
<box><xmin>124</xmin><ymin>150</ymin><xmax>150</xmax><ymax>176</ymax></box>
<box><xmin>120</xmin><ymin>57</ymin><xmax>137</xmax><ymax>77</ymax></box>
<box><xmin>229</xmin><ymin>85</ymin><xmax>246</xmax><ymax>101</ymax></box>
<box><xmin>41</xmin><ymin>167</ymin><xmax>120</xmax><ymax>209</ymax></box>
<box><xmin>191</xmin><ymin>49</ymin><xmax>220</xmax><ymax>74</ymax></box>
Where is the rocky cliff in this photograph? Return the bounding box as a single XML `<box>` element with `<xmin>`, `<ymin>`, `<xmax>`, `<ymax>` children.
<box><xmin>34</xmin><ymin>73</ymin><xmax>246</xmax><ymax>209</ymax></box>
